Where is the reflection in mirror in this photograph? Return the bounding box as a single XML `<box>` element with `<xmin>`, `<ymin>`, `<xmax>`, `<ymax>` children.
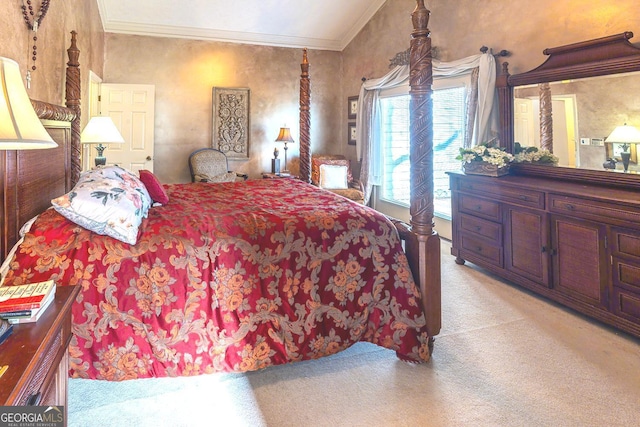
<box><xmin>513</xmin><ymin>71</ymin><xmax>640</xmax><ymax>173</ymax></box>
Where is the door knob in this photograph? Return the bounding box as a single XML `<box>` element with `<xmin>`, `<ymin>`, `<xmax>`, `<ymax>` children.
<box><xmin>146</xmin><ymin>156</ymin><xmax>152</xmax><ymax>161</ymax></box>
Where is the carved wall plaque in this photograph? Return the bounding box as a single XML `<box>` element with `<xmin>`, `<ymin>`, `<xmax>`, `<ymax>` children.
<box><xmin>212</xmin><ymin>87</ymin><xmax>250</xmax><ymax>158</ymax></box>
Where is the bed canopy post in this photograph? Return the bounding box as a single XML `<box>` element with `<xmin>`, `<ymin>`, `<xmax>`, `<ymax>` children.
<box><xmin>299</xmin><ymin>48</ymin><xmax>311</xmax><ymax>183</ymax></box>
<box><xmin>407</xmin><ymin>0</ymin><xmax>441</xmax><ymax>338</ymax></box>
<box><xmin>65</xmin><ymin>31</ymin><xmax>82</xmax><ymax>186</ymax></box>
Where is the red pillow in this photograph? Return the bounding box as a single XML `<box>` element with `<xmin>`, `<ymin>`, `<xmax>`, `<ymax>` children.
<box><xmin>138</xmin><ymin>170</ymin><xmax>169</xmax><ymax>205</ymax></box>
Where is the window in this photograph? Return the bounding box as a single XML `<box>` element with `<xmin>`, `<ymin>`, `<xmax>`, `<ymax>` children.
<box><xmin>379</xmin><ymin>79</ymin><xmax>467</xmax><ymax>219</ymax></box>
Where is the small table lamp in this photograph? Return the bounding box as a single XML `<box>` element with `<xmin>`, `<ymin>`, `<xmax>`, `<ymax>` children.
<box><xmin>0</xmin><ymin>57</ymin><xmax>57</xmax><ymax>149</ymax></box>
<box><xmin>81</xmin><ymin>116</ymin><xmax>125</xmax><ymax>166</ymax></box>
<box><xmin>605</xmin><ymin>123</ymin><xmax>640</xmax><ymax>172</ymax></box>
<box><xmin>275</xmin><ymin>126</ymin><xmax>295</xmax><ymax>174</ymax></box>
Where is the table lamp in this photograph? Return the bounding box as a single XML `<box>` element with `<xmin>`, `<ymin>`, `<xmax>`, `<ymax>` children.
<box><xmin>81</xmin><ymin>116</ymin><xmax>125</xmax><ymax>166</ymax></box>
<box><xmin>0</xmin><ymin>57</ymin><xmax>57</xmax><ymax>149</ymax></box>
<box><xmin>605</xmin><ymin>123</ymin><xmax>640</xmax><ymax>172</ymax></box>
<box><xmin>275</xmin><ymin>126</ymin><xmax>295</xmax><ymax>174</ymax></box>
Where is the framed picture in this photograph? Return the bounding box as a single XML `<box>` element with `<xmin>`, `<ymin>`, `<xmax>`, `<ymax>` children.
<box><xmin>606</xmin><ymin>142</ymin><xmax>638</xmax><ymax>163</ymax></box>
<box><xmin>348</xmin><ymin>122</ymin><xmax>356</xmax><ymax>146</ymax></box>
<box><xmin>212</xmin><ymin>87</ymin><xmax>250</xmax><ymax>158</ymax></box>
<box><xmin>348</xmin><ymin>96</ymin><xmax>358</xmax><ymax>120</ymax></box>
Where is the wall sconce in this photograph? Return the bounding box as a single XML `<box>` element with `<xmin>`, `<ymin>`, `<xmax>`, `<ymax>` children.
<box><xmin>275</xmin><ymin>126</ymin><xmax>295</xmax><ymax>175</ymax></box>
<box><xmin>81</xmin><ymin>116</ymin><xmax>125</xmax><ymax>166</ymax></box>
<box><xmin>605</xmin><ymin>123</ymin><xmax>640</xmax><ymax>172</ymax></box>
<box><xmin>0</xmin><ymin>57</ymin><xmax>57</xmax><ymax>149</ymax></box>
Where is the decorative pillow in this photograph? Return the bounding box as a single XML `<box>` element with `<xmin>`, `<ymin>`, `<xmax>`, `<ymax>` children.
<box><xmin>138</xmin><ymin>169</ymin><xmax>169</xmax><ymax>205</ymax></box>
<box><xmin>319</xmin><ymin>164</ymin><xmax>349</xmax><ymax>189</ymax></box>
<box><xmin>51</xmin><ymin>166</ymin><xmax>152</xmax><ymax>245</ymax></box>
<box><xmin>194</xmin><ymin>172</ymin><xmax>238</xmax><ymax>183</ymax></box>
<box><xmin>311</xmin><ymin>157</ymin><xmax>354</xmax><ymax>186</ymax></box>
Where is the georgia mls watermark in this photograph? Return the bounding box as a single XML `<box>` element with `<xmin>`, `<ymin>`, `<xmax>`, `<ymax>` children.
<box><xmin>0</xmin><ymin>406</ymin><xmax>64</xmax><ymax>427</ymax></box>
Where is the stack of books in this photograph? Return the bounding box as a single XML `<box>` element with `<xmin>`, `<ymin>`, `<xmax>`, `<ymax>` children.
<box><xmin>0</xmin><ymin>279</ymin><xmax>56</xmax><ymax>324</ymax></box>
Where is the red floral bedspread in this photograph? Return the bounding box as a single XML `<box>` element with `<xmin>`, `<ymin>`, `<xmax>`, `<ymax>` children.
<box><xmin>2</xmin><ymin>179</ymin><xmax>430</xmax><ymax>380</ymax></box>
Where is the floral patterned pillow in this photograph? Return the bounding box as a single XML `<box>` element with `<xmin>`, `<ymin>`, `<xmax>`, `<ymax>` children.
<box><xmin>51</xmin><ymin>166</ymin><xmax>152</xmax><ymax>245</ymax></box>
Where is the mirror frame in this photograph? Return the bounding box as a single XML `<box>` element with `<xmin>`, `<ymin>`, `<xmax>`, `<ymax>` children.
<box><xmin>496</xmin><ymin>32</ymin><xmax>640</xmax><ymax>190</ymax></box>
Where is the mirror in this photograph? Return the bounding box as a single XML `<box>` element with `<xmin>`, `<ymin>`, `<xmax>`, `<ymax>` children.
<box><xmin>497</xmin><ymin>32</ymin><xmax>640</xmax><ymax>189</ymax></box>
<box><xmin>513</xmin><ymin>71</ymin><xmax>640</xmax><ymax>172</ymax></box>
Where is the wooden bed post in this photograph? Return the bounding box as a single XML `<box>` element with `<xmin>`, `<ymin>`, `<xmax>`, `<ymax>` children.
<box><xmin>408</xmin><ymin>0</ymin><xmax>441</xmax><ymax>340</ymax></box>
<box><xmin>65</xmin><ymin>31</ymin><xmax>82</xmax><ymax>186</ymax></box>
<box><xmin>299</xmin><ymin>48</ymin><xmax>311</xmax><ymax>183</ymax></box>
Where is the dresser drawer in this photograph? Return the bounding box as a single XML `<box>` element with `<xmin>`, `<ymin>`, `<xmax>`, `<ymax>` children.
<box><xmin>457</xmin><ymin>180</ymin><xmax>544</xmax><ymax>209</ymax></box>
<box><xmin>459</xmin><ymin>195</ymin><xmax>501</xmax><ymax>221</ymax></box>
<box><xmin>460</xmin><ymin>234</ymin><xmax>502</xmax><ymax>266</ymax></box>
<box><xmin>549</xmin><ymin>194</ymin><xmax>640</xmax><ymax>224</ymax></box>
<box><xmin>611</xmin><ymin>228</ymin><xmax>640</xmax><ymax>260</ymax></box>
<box><xmin>459</xmin><ymin>213</ymin><xmax>501</xmax><ymax>243</ymax></box>
<box><xmin>612</xmin><ymin>287</ymin><xmax>640</xmax><ymax>324</ymax></box>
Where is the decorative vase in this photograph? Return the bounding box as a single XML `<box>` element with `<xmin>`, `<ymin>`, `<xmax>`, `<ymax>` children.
<box><xmin>463</xmin><ymin>161</ymin><xmax>509</xmax><ymax>177</ymax></box>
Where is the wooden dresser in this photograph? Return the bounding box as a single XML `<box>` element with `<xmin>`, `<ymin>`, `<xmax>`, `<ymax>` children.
<box><xmin>449</xmin><ymin>171</ymin><xmax>640</xmax><ymax>337</ymax></box>
<box><xmin>0</xmin><ymin>285</ymin><xmax>79</xmax><ymax>408</ymax></box>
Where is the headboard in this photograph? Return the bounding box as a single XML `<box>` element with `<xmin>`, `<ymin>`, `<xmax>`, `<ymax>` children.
<box><xmin>0</xmin><ymin>32</ymin><xmax>82</xmax><ymax>260</ymax></box>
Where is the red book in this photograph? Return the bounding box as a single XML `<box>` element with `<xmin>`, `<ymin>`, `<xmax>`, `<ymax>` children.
<box><xmin>0</xmin><ymin>280</ymin><xmax>56</xmax><ymax>313</ymax></box>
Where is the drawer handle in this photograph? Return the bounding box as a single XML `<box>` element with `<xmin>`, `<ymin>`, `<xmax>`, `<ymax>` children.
<box><xmin>475</xmin><ymin>246</ymin><xmax>482</xmax><ymax>252</ymax></box>
<box><xmin>519</xmin><ymin>195</ymin><xmax>529</xmax><ymax>201</ymax></box>
<box><xmin>474</xmin><ymin>205</ymin><xmax>482</xmax><ymax>211</ymax></box>
<box><xmin>475</xmin><ymin>226</ymin><xmax>482</xmax><ymax>232</ymax></box>
<box><xmin>27</xmin><ymin>392</ymin><xmax>42</xmax><ymax>406</ymax></box>
<box><xmin>565</xmin><ymin>204</ymin><xmax>575</xmax><ymax>211</ymax></box>
<box><xmin>541</xmin><ymin>246</ymin><xmax>546</xmax><ymax>253</ymax></box>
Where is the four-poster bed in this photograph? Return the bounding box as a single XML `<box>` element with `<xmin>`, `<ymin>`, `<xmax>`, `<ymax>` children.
<box><xmin>1</xmin><ymin>1</ymin><xmax>441</xmax><ymax>380</ymax></box>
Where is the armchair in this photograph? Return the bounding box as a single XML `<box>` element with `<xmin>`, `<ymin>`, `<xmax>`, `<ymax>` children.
<box><xmin>311</xmin><ymin>155</ymin><xmax>364</xmax><ymax>204</ymax></box>
<box><xmin>188</xmin><ymin>148</ymin><xmax>248</xmax><ymax>182</ymax></box>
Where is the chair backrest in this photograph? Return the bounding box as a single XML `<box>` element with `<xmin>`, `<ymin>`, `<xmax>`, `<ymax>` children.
<box><xmin>189</xmin><ymin>148</ymin><xmax>229</xmax><ymax>182</ymax></box>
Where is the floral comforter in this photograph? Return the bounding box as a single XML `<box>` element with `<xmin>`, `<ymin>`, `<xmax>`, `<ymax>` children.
<box><xmin>2</xmin><ymin>179</ymin><xmax>430</xmax><ymax>380</ymax></box>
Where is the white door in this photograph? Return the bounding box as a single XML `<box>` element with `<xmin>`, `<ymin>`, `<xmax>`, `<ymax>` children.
<box><xmin>98</xmin><ymin>84</ymin><xmax>155</xmax><ymax>173</ymax></box>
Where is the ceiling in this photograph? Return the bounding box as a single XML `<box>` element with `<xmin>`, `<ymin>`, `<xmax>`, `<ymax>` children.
<box><xmin>97</xmin><ymin>0</ymin><xmax>387</xmax><ymax>51</ymax></box>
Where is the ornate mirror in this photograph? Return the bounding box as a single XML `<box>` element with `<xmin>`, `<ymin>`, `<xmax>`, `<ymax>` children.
<box><xmin>497</xmin><ymin>32</ymin><xmax>640</xmax><ymax>190</ymax></box>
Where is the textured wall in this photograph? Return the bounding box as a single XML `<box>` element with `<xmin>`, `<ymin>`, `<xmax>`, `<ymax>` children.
<box><xmin>104</xmin><ymin>34</ymin><xmax>342</xmax><ymax>183</ymax></box>
<box><xmin>0</xmin><ymin>0</ymin><xmax>104</xmax><ymax>124</ymax></box>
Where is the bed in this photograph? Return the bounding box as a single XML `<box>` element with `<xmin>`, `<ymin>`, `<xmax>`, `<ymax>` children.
<box><xmin>0</xmin><ymin>1</ymin><xmax>441</xmax><ymax>380</ymax></box>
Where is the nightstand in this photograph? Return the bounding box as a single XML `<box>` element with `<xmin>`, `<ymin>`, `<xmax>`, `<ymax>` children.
<box><xmin>262</xmin><ymin>173</ymin><xmax>297</xmax><ymax>179</ymax></box>
<box><xmin>0</xmin><ymin>285</ymin><xmax>79</xmax><ymax>411</ymax></box>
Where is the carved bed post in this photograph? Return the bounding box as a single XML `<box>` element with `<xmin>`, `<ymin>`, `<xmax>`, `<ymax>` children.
<box><xmin>299</xmin><ymin>48</ymin><xmax>311</xmax><ymax>183</ymax></box>
<box><xmin>539</xmin><ymin>82</ymin><xmax>553</xmax><ymax>152</ymax></box>
<box><xmin>408</xmin><ymin>0</ymin><xmax>441</xmax><ymax>340</ymax></box>
<box><xmin>65</xmin><ymin>31</ymin><xmax>82</xmax><ymax>186</ymax></box>
<box><xmin>496</xmin><ymin>62</ymin><xmax>514</xmax><ymax>151</ymax></box>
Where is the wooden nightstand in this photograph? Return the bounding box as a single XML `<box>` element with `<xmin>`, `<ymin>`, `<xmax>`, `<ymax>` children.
<box><xmin>262</xmin><ymin>173</ymin><xmax>297</xmax><ymax>179</ymax></box>
<box><xmin>0</xmin><ymin>285</ymin><xmax>79</xmax><ymax>411</ymax></box>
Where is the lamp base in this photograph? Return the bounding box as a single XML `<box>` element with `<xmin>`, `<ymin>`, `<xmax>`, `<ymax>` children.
<box><xmin>621</xmin><ymin>151</ymin><xmax>631</xmax><ymax>172</ymax></box>
<box><xmin>93</xmin><ymin>144</ymin><xmax>107</xmax><ymax>167</ymax></box>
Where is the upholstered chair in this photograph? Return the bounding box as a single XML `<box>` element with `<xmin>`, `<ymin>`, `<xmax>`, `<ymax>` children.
<box><xmin>188</xmin><ymin>148</ymin><xmax>248</xmax><ymax>182</ymax></box>
<box><xmin>311</xmin><ymin>155</ymin><xmax>364</xmax><ymax>204</ymax></box>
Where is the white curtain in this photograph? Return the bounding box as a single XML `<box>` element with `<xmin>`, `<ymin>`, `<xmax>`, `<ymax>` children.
<box><xmin>355</xmin><ymin>53</ymin><xmax>498</xmax><ymax>205</ymax></box>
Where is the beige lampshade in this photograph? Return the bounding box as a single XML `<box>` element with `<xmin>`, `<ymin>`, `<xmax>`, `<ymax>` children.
<box><xmin>0</xmin><ymin>57</ymin><xmax>57</xmax><ymax>149</ymax></box>
<box><xmin>605</xmin><ymin>124</ymin><xmax>640</xmax><ymax>144</ymax></box>
<box><xmin>275</xmin><ymin>127</ymin><xmax>295</xmax><ymax>143</ymax></box>
<box><xmin>81</xmin><ymin>116</ymin><xmax>125</xmax><ymax>144</ymax></box>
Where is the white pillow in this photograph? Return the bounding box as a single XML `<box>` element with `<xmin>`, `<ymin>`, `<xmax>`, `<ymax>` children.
<box><xmin>51</xmin><ymin>166</ymin><xmax>152</xmax><ymax>245</ymax></box>
<box><xmin>319</xmin><ymin>164</ymin><xmax>348</xmax><ymax>189</ymax></box>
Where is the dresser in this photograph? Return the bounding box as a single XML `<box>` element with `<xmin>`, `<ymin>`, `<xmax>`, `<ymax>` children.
<box><xmin>0</xmin><ymin>285</ymin><xmax>79</xmax><ymax>409</ymax></box>
<box><xmin>449</xmin><ymin>171</ymin><xmax>640</xmax><ymax>338</ymax></box>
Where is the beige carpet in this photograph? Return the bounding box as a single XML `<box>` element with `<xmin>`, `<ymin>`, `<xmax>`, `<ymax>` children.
<box><xmin>68</xmin><ymin>241</ymin><xmax>640</xmax><ymax>426</ymax></box>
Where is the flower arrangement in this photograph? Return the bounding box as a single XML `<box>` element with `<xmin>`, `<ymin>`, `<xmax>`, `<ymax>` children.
<box><xmin>456</xmin><ymin>141</ymin><xmax>514</xmax><ymax>168</ymax></box>
<box><xmin>513</xmin><ymin>142</ymin><xmax>559</xmax><ymax>165</ymax></box>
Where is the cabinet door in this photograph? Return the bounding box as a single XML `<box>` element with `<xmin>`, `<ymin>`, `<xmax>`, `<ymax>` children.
<box><xmin>505</xmin><ymin>205</ymin><xmax>550</xmax><ymax>286</ymax></box>
<box><xmin>550</xmin><ymin>215</ymin><xmax>608</xmax><ymax>307</ymax></box>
